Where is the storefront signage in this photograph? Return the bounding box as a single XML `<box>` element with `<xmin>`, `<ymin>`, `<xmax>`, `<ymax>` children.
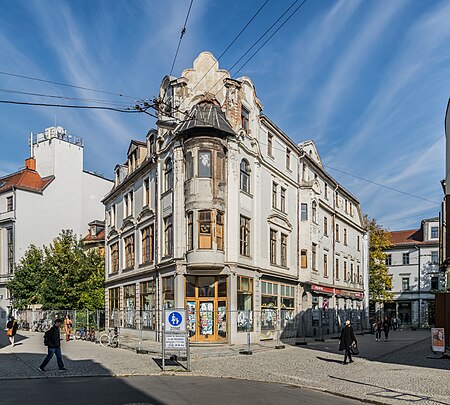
<box><xmin>165</xmin><ymin>333</ymin><xmax>187</xmax><ymax>349</ymax></box>
<box><xmin>431</xmin><ymin>328</ymin><xmax>445</xmax><ymax>353</ymax></box>
<box><xmin>311</xmin><ymin>285</ymin><xmax>334</xmax><ymax>294</ymax></box>
<box><xmin>165</xmin><ymin>309</ymin><xmax>186</xmax><ymax>333</ymax></box>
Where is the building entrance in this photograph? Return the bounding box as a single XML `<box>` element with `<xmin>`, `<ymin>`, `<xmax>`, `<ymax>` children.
<box><xmin>185</xmin><ymin>275</ymin><xmax>227</xmax><ymax>343</ymax></box>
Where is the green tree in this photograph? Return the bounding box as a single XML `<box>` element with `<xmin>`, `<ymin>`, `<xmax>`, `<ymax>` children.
<box><xmin>7</xmin><ymin>230</ymin><xmax>105</xmax><ymax>310</ymax></box>
<box><xmin>7</xmin><ymin>245</ymin><xmax>45</xmax><ymax>309</ymax></box>
<box><xmin>365</xmin><ymin>216</ymin><xmax>393</xmax><ymax>303</ymax></box>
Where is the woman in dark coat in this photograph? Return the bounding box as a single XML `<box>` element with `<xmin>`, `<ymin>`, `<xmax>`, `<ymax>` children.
<box><xmin>6</xmin><ymin>316</ymin><xmax>19</xmax><ymax>347</ymax></box>
<box><xmin>339</xmin><ymin>319</ymin><xmax>357</xmax><ymax>364</ymax></box>
<box><xmin>383</xmin><ymin>315</ymin><xmax>391</xmax><ymax>342</ymax></box>
<box><xmin>375</xmin><ymin>316</ymin><xmax>383</xmax><ymax>341</ymax></box>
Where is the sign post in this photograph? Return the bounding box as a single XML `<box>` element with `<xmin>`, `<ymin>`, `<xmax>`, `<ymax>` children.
<box><xmin>162</xmin><ymin>308</ymin><xmax>190</xmax><ymax>371</ymax></box>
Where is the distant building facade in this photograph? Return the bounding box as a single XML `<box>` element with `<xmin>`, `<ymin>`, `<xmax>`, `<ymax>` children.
<box><xmin>103</xmin><ymin>52</ymin><xmax>368</xmax><ymax>344</ymax></box>
<box><xmin>0</xmin><ymin>126</ymin><xmax>112</xmax><ymax>321</ymax></box>
<box><xmin>83</xmin><ymin>220</ymin><xmax>106</xmax><ymax>256</ymax></box>
<box><xmin>384</xmin><ymin>218</ymin><xmax>443</xmax><ymax>326</ymax></box>
<box><xmin>298</xmin><ymin>141</ymin><xmax>367</xmax><ymax>315</ymax></box>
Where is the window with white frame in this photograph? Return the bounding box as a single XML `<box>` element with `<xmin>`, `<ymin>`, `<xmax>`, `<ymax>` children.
<box><xmin>198</xmin><ymin>150</ymin><xmax>212</xmax><ymax>178</ymax></box>
<box><xmin>301</xmin><ymin>203</ymin><xmax>308</xmax><ymax>221</ymax></box>
<box><xmin>164</xmin><ymin>158</ymin><xmax>173</xmax><ymax>191</ymax></box>
<box><xmin>281</xmin><ymin>233</ymin><xmax>287</xmax><ymax>267</ymax></box>
<box><xmin>240</xmin><ymin>159</ymin><xmax>250</xmax><ymax>193</ymax></box>
<box><xmin>270</xmin><ymin>229</ymin><xmax>277</xmax><ymax>265</ymax></box>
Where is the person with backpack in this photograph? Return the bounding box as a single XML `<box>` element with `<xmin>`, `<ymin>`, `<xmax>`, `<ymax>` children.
<box><xmin>6</xmin><ymin>316</ymin><xmax>19</xmax><ymax>347</ymax></box>
<box><xmin>39</xmin><ymin>319</ymin><xmax>67</xmax><ymax>372</ymax></box>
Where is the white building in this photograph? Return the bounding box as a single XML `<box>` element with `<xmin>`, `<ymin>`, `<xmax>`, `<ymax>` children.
<box><xmin>103</xmin><ymin>52</ymin><xmax>368</xmax><ymax>344</ymax></box>
<box><xmin>0</xmin><ymin>126</ymin><xmax>113</xmax><ymax>321</ymax></box>
<box><xmin>384</xmin><ymin>218</ymin><xmax>443</xmax><ymax>326</ymax></box>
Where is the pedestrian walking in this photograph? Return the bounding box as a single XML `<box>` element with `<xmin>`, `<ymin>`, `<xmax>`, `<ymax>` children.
<box><xmin>6</xmin><ymin>316</ymin><xmax>19</xmax><ymax>347</ymax></box>
<box><xmin>375</xmin><ymin>316</ymin><xmax>382</xmax><ymax>341</ymax></box>
<box><xmin>64</xmin><ymin>314</ymin><xmax>73</xmax><ymax>342</ymax></box>
<box><xmin>383</xmin><ymin>315</ymin><xmax>391</xmax><ymax>341</ymax></box>
<box><xmin>39</xmin><ymin>319</ymin><xmax>67</xmax><ymax>372</ymax></box>
<box><xmin>339</xmin><ymin>319</ymin><xmax>357</xmax><ymax>365</ymax></box>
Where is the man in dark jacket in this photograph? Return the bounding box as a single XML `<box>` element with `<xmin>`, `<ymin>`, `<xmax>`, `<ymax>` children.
<box><xmin>339</xmin><ymin>319</ymin><xmax>357</xmax><ymax>365</ymax></box>
<box><xmin>39</xmin><ymin>319</ymin><xmax>67</xmax><ymax>371</ymax></box>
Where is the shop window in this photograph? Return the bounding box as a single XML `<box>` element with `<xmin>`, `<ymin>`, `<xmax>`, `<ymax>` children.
<box><xmin>324</xmin><ymin>216</ymin><xmax>328</xmax><ymax>236</ymax></box>
<box><xmin>140</xmin><ymin>280</ymin><xmax>156</xmax><ymax>330</ymax></box>
<box><xmin>110</xmin><ymin>242</ymin><xmax>119</xmax><ymax>273</ymax></box>
<box><xmin>280</xmin><ymin>187</ymin><xmax>286</xmax><ymax>213</ymax></box>
<box><xmin>241</xmin><ymin>106</ymin><xmax>249</xmax><ymax>132</ymax></box>
<box><xmin>218</xmin><ymin>276</ymin><xmax>227</xmax><ymax>297</ymax></box>
<box><xmin>198</xmin><ymin>210</ymin><xmax>212</xmax><ymax>249</ymax></box>
<box><xmin>301</xmin><ymin>203</ymin><xmax>308</xmax><ymax>221</ymax></box>
<box><xmin>141</xmin><ymin>225</ymin><xmax>154</xmax><ymax>264</ymax></box>
<box><xmin>431</xmin><ymin>276</ymin><xmax>439</xmax><ymax>290</ymax></box>
<box><xmin>270</xmin><ymin>229</ymin><xmax>277</xmax><ymax>265</ymax></box>
<box><xmin>301</xmin><ymin>249</ymin><xmax>307</xmax><ymax>268</ymax></box>
<box><xmin>237</xmin><ymin>276</ymin><xmax>254</xmax><ymax>332</ymax></box>
<box><xmin>281</xmin><ymin>233</ymin><xmax>287</xmax><ymax>267</ymax></box>
<box><xmin>124</xmin><ymin>234</ymin><xmax>135</xmax><ymax>269</ymax></box>
<box><xmin>324</xmin><ymin>254</ymin><xmax>328</xmax><ymax>277</ymax></box>
<box><xmin>280</xmin><ymin>284</ymin><xmax>295</xmax><ymax>327</ymax></box>
<box><xmin>185</xmin><ymin>276</ymin><xmax>196</xmax><ymax>297</ymax></box>
<box><xmin>198</xmin><ymin>276</ymin><xmax>216</xmax><ymax>297</ymax></box>
<box><xmin>198</xmin><ymin>150</ymin><xmax>212</xmax><ymax>178</ymax></box>
<box><xmin>124</xmin><ymin>284</ymin><xmax>136</xmax><ymax>329</ymax></box>
<box><xmin>240</xmin><ymin>216</ymin><xmax>250</xmax><ymax>256</ymax></box>
<box><xmin>403</xmin><ymin>253</ymin><xmax>410</xmax><ymax>265</ymax></box>
<box><xmin>240</xmin><ymin>159</ymin><xmax>250</xmax><ymax>193</ymax></box>
<box><xmin>185</xmin><ymin>151</ymin><xmax>194</xmax><ymax>180</ymax></box>
<box><xmin>162</xmin><ymin>276</ymin><xmax>174</xmax><ymax>308</ymax></box>
<box><xmin>216</xmin><ymin>211</ymin><xmax>224</xmax><ymax>251</ymax></box>
<box><xmin>164</xmin><ymin>157</ymin><xmax>173</xmax><ymax>191</ymax></box>
<box><xmin>164</xmin><ymin>216</ymin><xmax>173</xmax><ymax>257</ymax></box>
<box><xmin>187</xmin><ymin>212</ymin><xmax>194</xmax><ymax>251</ymax></box>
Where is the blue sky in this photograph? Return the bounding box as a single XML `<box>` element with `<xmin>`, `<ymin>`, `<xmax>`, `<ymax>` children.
<box><xmin>1</xmin><ymin>0</ymin><xmax>449</xmax><ymax>231</ymax></box>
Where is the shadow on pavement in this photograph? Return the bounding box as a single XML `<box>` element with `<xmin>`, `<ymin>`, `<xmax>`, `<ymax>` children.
<box><xmin>316</xmin><ymin>356</ymin><xmax>344</xmax><ymax>364</ymax></box>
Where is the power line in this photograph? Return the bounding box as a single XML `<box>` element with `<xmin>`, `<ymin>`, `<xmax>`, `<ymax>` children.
<box><xmin>324</xmin><ymin>164</ymin><xmax>440</xmax><ymax>205</ymax></box>
<box><xmin>189</xmin><ymin>0</ymin><xmax>270</xmax><ymax>94</ymax></box>
<box><xmin>0</xmin><ymin>88</ymin><xmax>134</xmax><ymax>108</ymax></box>
<box><xmin>0</xmin><ymin>99</ymin><xmax>146</xmax><ymax>114</ymax></box>
<box><xmin>382</xmin><ymin>208</ymin><xmax>439</xmax><ymax>224</ymax></box>
<box><xmin>0</xmin><ymin>71</ymin><xmax>139</xmax><ymax>99</ymax></box>
<box><xmin>169</xmin><ymin>0</ymin><xmax>194</xmax><ymax>76</ymax></box>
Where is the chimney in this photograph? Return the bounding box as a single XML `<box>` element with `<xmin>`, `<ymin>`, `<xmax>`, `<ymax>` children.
<box><xmin>25</xmin><ymin>157</ymin><xmax>36</xmax><ymax>171</ymax></box>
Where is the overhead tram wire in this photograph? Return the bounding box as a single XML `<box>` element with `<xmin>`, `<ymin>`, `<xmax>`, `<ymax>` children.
<box><xmin>210</xmin><ymin>0</ymin><xmax>309</xmax><ymax>99</ymax></box>
<box><xmin>189</xmin><ymin>0</ymin><xmax>270</xmax><ymax>94</ymax></box>
<box><xmin>157</xmin><ymin>0</ymin><xmax>307</xmax><ymax>127</ymax></box>
<box><xmin>324</xmin><ymin>165</ymin><xmax>440</xmax><ymax>205</ymax></box>
<box><xmin>0</xmin><ymin>71</ymin><xmax>140</xmax><ymax>100</ymax></box>
<box><xmin>169</xmin><ymin>0</ymin><xmax>194</xmax><ymax>76</ymax></box>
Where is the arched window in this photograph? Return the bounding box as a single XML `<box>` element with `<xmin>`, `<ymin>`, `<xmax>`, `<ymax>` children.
<box><xmin>240</xmin><ymin>159</ymin><xmax>250</xmax><ymax>193</ymax></box>
<box><xmin>164</xmin><ymin>158</ymin><xmax>173</xmax><ymax>191</ymax></box>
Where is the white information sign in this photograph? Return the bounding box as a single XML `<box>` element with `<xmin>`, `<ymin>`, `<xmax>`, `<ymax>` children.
<box><xmin>164</xmin><ymin>309</ymin><xmax>186</xmax><ymax>333</ymax></box>
<box><xmin>165</xmin><ymin>334</ymin><xmax>187</xmax><ymax>350</ymax></box>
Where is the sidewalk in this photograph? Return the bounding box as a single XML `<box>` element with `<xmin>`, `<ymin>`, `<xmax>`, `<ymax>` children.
<box><xmin>1</xmin><ymin>329</ymin><xmax>449</xmax><ymax>405</ymax></box>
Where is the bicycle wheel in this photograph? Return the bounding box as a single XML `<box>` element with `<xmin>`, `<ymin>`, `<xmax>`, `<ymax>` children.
<box><xmin>99</xmin><ymin>334</ymin><xmax>109</xmax><ymax>347</ymax></box>
<box><xmin>110</xmin><ymin>336</ymin><xmax>118</xmax><ymax>348</ymax></box>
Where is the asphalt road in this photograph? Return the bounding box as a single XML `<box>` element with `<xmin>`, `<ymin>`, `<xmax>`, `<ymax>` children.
<box><xmin>0</xmin><ymin>375</ymin><xmax>364</xmax><ymax>405</ymax></box>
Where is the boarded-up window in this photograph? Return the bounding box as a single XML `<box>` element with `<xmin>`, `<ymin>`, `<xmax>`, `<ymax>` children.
<box><xmin>216</xmin><ymin>211</ymin><xmax>224</xmax><ymax>251</ymax></box>
<box><xmin>301</xmin><ymin>250</ymin><xmax>307</xmax><ymax>268</ymax></box>
<box><xmin>198</xmin><ymin>210</ymin><xmax>212</xmax><ymax>249</ymax></box>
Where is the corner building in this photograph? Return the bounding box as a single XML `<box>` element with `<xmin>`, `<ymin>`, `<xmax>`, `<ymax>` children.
<box><xmin>104</xmin><ymin>52</ymin><xmax>366</xmax><ymax>344</ymax></box>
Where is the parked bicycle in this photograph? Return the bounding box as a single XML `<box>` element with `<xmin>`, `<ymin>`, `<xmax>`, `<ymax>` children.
<box><xmin>99</xmin><ymin>327</ymin><xmax>118</xmax><ymax>348</ymax></box>
<box><xmin>75</xmin><ymin>327</ymin><xmax>97</xmax><ymax>342</ymax></box>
